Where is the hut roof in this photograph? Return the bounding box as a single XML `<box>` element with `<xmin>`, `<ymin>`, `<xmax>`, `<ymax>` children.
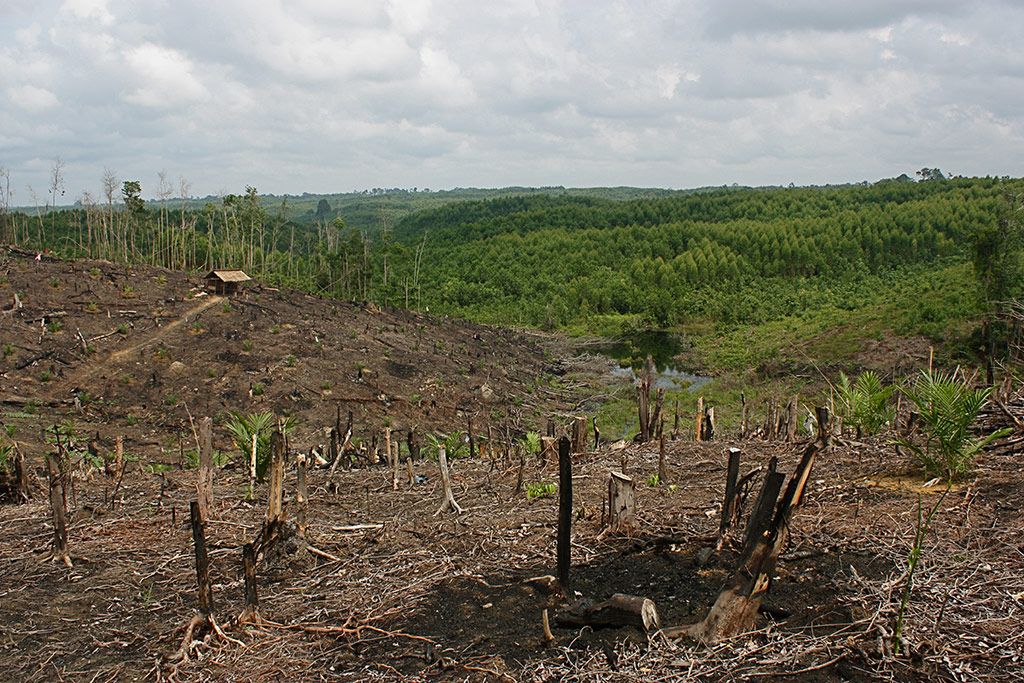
<box><xmin>204</xmin><ymin>269</ymin><xmax>251</xmax><ymax>283</ymax></box>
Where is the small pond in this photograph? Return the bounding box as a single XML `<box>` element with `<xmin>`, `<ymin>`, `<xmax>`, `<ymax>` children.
<box><xmin>586</xmin><ymin>330</ymin><xmax>713</xmax><ymax>392</ymax></box>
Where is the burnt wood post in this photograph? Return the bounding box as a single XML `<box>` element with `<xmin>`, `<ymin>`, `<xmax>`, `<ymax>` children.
<box><xmin>190</xmin><ymin>501</ymin><xmax>213</xmax><ymax>615</ymax></box>
<box><xmin>408</xmin><ymin>427</ymin><xmax>421</xmax><ymax>461</ymax></box>
<box><xmin>716</xmin><ymin>448</ymin><xmax>742</xmax><ymax>550</ymax></box>
<box><xmin>46</xmin><ymin>453</ymin><xmax>72</xmax><ymax>567</ymax></box>
<box><xmin>197</xmin><ymin>416</ymin><xmax>214</xmax><ymax>521</ymax></box>
<box><xmin>266</xmin><ymin>431</ymin><xmax>285</xmax><ymax>525</ymax></box>
<box><xmin>658</xmin><ymin>434</ymin><xmax>667</xmax><ymax>484</ymax></box>
<box><xmin>703</xmin><ymin>406</ymin><xmax>716</xmax><ymax>441</ymax></box>
<box><xmin>593</xmin><ymin>416</ymin><xmax>601</xmax><ymax>450</ymax></box>
<box><xmin>671</xmin><ymin>441</ymin><xmax>821</xmax><ymax>643</ymax></box>
<box><xmin>467</xmin><ymin>415</ymin><xmax>475</xmax><ymax>458</ymax></box>
<box><xmin>238</xmin><ymin>542</ymin><xmax>260</xmax><ymax>623</ymax></box>
<box><xmin>557</xmin><ymin>436</ymin><xmax>572</xmax><ymax>592</ymax></box>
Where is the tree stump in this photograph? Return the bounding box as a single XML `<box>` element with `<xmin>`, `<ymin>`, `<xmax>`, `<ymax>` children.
<box><xmin>606</xmin><ymin>471</ymin><xmax>636</xmax><ymax>534</ymax></box>
<box><xmin>557</xmin><ymin>437</ymin><xmax>572</xmax><ymax>591</ymax></box>
<box><xmin>46</xmin><ymin>454</ymin><xmax>71</xmax><ymax>567</ymax></box>
<box><xmin>435</xmin><ymin>446</ymin><xmax>463</xmax><ymax>515</ymax></box>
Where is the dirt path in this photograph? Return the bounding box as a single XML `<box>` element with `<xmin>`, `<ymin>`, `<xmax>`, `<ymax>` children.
<box><xmin>55</xmin><ymin>294</ymin><xmax>223</xmax><ymax>393</ymax></box>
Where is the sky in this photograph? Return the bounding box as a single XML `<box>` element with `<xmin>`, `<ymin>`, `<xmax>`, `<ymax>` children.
<box><xmin>2</xmin><ymin>0</ymin><xmax>1023</xmax><ymax>202</ymax></box>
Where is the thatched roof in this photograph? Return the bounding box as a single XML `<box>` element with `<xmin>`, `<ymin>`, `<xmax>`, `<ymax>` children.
<box><xmin>204</xmin><ymin>269</ymin><xmax>251</xmax><ymax>283</ymax></box>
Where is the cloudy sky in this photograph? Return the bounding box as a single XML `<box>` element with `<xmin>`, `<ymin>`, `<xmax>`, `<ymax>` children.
<box><xmin>2</xmin><ymin>0</ymin><xmax>1023</xmax><ymax>201</ymax></box>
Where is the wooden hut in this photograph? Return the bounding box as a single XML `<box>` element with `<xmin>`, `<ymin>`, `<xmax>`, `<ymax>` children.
<box><xmin>204</xmin><ymin>269</ymin><xmax>251</xmax><ymax>296</ymax></box>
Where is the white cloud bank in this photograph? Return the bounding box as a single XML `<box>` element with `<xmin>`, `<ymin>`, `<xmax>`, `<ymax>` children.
<box><xmin>1</xmin><ymin>0</ymin><xmax>1023</xmax><ymax>200</ymax></box>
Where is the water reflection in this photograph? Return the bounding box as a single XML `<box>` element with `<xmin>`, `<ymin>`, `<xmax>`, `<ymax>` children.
<box><xmin>588</xmin><ymin>331</ymin><xmax>712</xmax><ymax>392</ymax></box>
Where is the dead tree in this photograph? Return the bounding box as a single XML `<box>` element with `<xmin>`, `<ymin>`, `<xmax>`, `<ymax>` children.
<box><xmin>265</xmin><ymin>431</ymin><xmax>285</xmax><ymax>531</ymax></box>
<box><xmin>695</xmin><ymin>397</ymin><xmax>704</xmax><ymax>441</ymax></box>
<box><xmin>434</xmin><ymin>446</ymin><xmax>463</xmax><ymax>515</ymax></box>
<box><xmin>238</xmin><ymin>542</ymin><xmax>260</xmax><ymax>624</ymax></box>
<box><xmin>658</xmin><ymin>434</ymin><xmax>667</xmax><ymax>484</ymax></box>
<box><xmin>648</xmin><ymin>387</ymin><xmax>665</xmax><ymax>438</ymax></box>
<box><xmin>557</xmin><ymin>436</ymin><xmax>572</xmax><ymax>591</ymax></box>
<box><xmin>666</xmin><ymin>440</ymin><xmax>823</xmax><ymax>643</ymax></box>
<box><xmin>46</xmin><ymin>453</ymin><xmax>71</xmax><ymax>567</ymax></box>
<box><xmin>326</xmin><ymin>411</ymin><xmax>353</xmax><ymax>489</ymax></box>
<box><xmin>637</xmin><ymin>358</ymin><xmax>652</xmax><ymax>442</ymax></box>
<box><xmin>197</xmin><ymin>416</ymin><xmax>213</xmax><ymax>521</ymax></box>
<box><xmin>407</xmin><ymin>426</ymin><xmax>421</xmax><ymax>461</ymax></box>
<box><xmin>593</xmin><ymin>415</ymin><xmax>601</xmax><ymax>449</ymax></box>
<box><xmin>716</xmin><ymin>448</ymin><xmax>742</xmax><ymax>550</ymax></box>
<box><xmin>296</xmin><ymin>451</ymin><xmax>308</xmax><ymax>534</ymax></box>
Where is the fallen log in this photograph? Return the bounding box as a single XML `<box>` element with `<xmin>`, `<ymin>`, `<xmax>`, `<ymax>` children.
<box><xmin>557</xmin><ymin>593</ymin><xmax>660</xmax><ymax>631</ymax></box>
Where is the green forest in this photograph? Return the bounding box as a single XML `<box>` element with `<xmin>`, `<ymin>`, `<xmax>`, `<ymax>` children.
<box><xmin>3</xmin><ymin>175</ymin><xmax>1021</xmax><ymax>372</ymax></box>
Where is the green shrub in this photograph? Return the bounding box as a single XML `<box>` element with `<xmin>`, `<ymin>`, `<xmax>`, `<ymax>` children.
<box><xmin>894</xmin><ymin>370</ymin><xmax>1011</xmax><ymax>479</ymax></box>
<box><xmin>835</xmin><ymin>370</ymin><xmax>894</xmax><ymax>436</ymax></box>
<box><xmin>526</xmin><ymin>482</ymin><xmax>556</xmax><ymax>499</ymax></box>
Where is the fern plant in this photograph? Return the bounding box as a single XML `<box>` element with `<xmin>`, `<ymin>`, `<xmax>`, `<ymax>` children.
<box><xmin>835</xmin><ymin>370</ymin><xmax>895</xmax><ymax>436</ymax></box>
<box><xmin>894</xmin><ymin>370</ymin><xmax>1010</xmax><ymax>479</ymax></box>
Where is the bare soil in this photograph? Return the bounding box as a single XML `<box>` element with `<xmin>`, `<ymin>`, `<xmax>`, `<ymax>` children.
<box><xmin>1</xmin><ymin>250</ymin><xmax>1023</xmax><ymax>682</ymax></box>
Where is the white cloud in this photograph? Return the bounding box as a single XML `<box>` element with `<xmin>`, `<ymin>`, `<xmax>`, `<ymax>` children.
<box><xmin>8</xmin><ymin>84</ymin><xmax>59</xmax><ymax>111</ymax></box>
<box><xmin>0</xmin><ymin>0</ymin><xmax>1022</xmax><ymax>197</ymax></box>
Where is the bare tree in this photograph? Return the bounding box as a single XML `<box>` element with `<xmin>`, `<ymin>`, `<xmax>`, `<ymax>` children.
<box><xmin>47</xmin><ymin>157</ymin><xmax>65</xmax><ymax>212</ymax></box>
<box><xmin>0</xmin><ymin>166</ymin><xmax>12</xmax><ymax>243</ymax></box>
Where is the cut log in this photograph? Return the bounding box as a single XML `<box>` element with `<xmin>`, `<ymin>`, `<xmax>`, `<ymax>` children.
<box><xmin>557</xmin><ymin>594</ymin><xmax>660</xmax><ymax>631</ymax></box>
<box><xmin>606</xmin><ymin>471</ymin><xmax>636</xmax><ymax>534</ymax></box>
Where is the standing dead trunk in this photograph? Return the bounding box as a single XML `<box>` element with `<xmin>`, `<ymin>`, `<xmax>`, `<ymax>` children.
<box><xmin>434</xmin><ymin>446</ymin><xmax>463</xmax><ymax>515</ymax></box>
<box><xmin>694</xmin><ymin>397</ymin><xmax>704</xmax><ymax>441</ymax></box>
<box><xmin>266</xmin><ymin>431</ymin><xmax>285</xmax><ymax>526</ymax></box>
<box><xmin>326</xmin><ymin>412</ymin><xmax>353</xmax><ymax>489</ymax></box>
<box><xmin>46</xmin><ymin>454</ymin><xmax>72</xmax><ymax>567</ymax></box>
<box><xmin>238</xmin><ymin>542</ymin><xmax>260</xmax><ymax>624</ymax></box>
<box><xmin>648</xmin><ymin>388</ymin><xmax>665</xmax><ymax>439</ymax></box>
<box><xmin>540</xmin><ymin>436</ymin><xmax>556</xmax><ymax>465</ymax></box>
<box><xmin>296</xmin><ymin>451</ymin><xmax>308</xmax><ymax>534</ymax></box>
<box><xmin>190</xmin><ymin>501</ymin><xmax>213</xmax><ymax>615</ymax></box>
<box><xmin>13</xmin><ymin>447</ymin><xmax>30</xmax><ymax>502</ymax></box>
<box><xmin>669</xmin><ymin>442</ymin><xmax>821</xmax><ymax>643</ymax></box>
<box><xmin>467</xmin><ymin>415</ymin><xmax>475</xmax><ymax>458</ymax></box>
<box><xmin>784</xmin><ymin>396</ymin><xmax>799</xmax><ymax>442</ymax></box>
<box><xmin>716</xmin><ymin>448</ymin><xmax>742</xmax><ymax>550</ymax></box>
<box><xmin>606</xmin><ymin>471</ymin><xmax>636</xmax><ymax>534</ymax></box>
<box><xmin>638</xmin><ymin>381</ymin><xmax>651</xmax><ymax>443</ymax></box>
<box><xmin>593</xmin><ymin>416</ymin><xmax>601</xmax><ymax>450</ymax></box>
<box><xmin>197</xmin><ymin>417</ymin><xmax>214</xmax><ymax>521</ymax></box>
<box><xmin>740</xmin><ymin>393</ymin><xmax>748</xmax><ymax>439</ymax></box>
<box><xmin>657</xmin><ymin>434</ymin><xmax>667</xmax><ymax>484</ymax></box>
<box><xmin>557</xmin><ymin>436</ymin><xmax>572</xmax><ymax>592</ymax></box>
<box><xmin>408</xmin><ymin>427</ymin><xmax>421</xmax><ymax>461</ymax></box>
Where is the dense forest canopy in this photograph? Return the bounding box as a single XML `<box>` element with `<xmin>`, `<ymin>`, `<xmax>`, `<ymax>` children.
<box><xmin>2</xmin><ymin>175</ymin><xmax>1020</xmax><ymax>361</ymax></box>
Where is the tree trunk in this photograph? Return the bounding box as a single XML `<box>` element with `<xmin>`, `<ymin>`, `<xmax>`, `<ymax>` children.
<box><xmin>716</xmin><ymin>448</ymin><xmax>742</xmax><ymax>550</ymax></box>
<box><xmin>266</xmin><ymin>431</ymin><xmax>285</xmax><ymax>526</ymax></box>
<box><xmin>190</xmin><ymin>501</ymin><xmax>213</xmax><ymax>615</ymax></box>
<box><xmin>607</xmin><ymin>471</ymin><xmax>636</xmax><ymax>534</ymax></box>
<box><xmin>694</xmin><ymin>397</ymin><xmax>704</xmax><ymax>441</ymax></box>
<box><xmin>435</xmin><ymin>446</ymin><xmax>463</xmax><ymax>515</ymax></box>
<box><xmin>197</xmin><ymin>417</ymin><xmax>214</xmax><ymax>521</ymax></box>
<box><xmin>46</xmin><ymin>454</ymin><xmax>72</xmax><ymax>567</ymax></box>
<box><xmin>557</xmin><ymin>436</ymin><xmax>572</xmax><ymax>591</ymax></box>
